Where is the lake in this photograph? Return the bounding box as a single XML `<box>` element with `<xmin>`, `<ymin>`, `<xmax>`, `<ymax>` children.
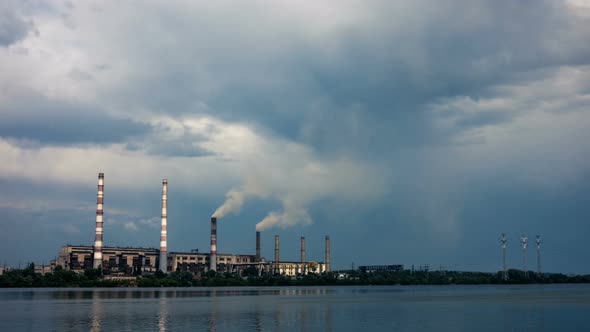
<box><xmin>0</xmin><ymin>284</ymin><xmax>589</xmax><ymax>331</ymax></box>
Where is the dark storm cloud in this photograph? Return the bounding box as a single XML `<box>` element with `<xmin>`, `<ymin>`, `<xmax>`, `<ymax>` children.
<box><xmin>124</xmin><ymin>123</ymin><xmax>215</xmax><ymax>157</ymax></box>
<box><xmin>0</xmin><ymin>92</ymin><xmax>150</xmax><ymax>145</ymax></box>
<box><xmin>107</xmin><ymin>1</ymin><xmax>590</xmax><ymax>157</ymax></box>
<box><xmin>145</xmin><ymin>142</ymin><xmax>214</xmax><ymax>158</ymax></box>
<box><xmin>126</xmin><ymin>139</ymin><xmax>214</xmax><ymax>158</ymax></box>
<box><xmin>1</xmin><ymin>0</ymin><xmax>590</xmax><ymax>273</ymax></box>
<box><xmin>0</xmin><ymin>4</ymin><xmax>34</xmax><ymax>46</ymax></box>
<box><xmin>291</xmin><ymin>0</ymin><xmax>590</xmax><ymax>151</ymax></box>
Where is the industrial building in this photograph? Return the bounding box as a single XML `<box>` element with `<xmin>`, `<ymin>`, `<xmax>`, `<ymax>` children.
<box><xmin>57</xmin><ymin>173</ymin><xmax>330</xmax><ymax>277</ymax></box>
<box><xmin>358</xmin><ymin>265</ymin><xmax>404</xmax><ymax>273</ymax></box>
<box><xmin>58</xmin><ymin>245</ymin><xmax>160</xmax><ymax>274</ymax></box>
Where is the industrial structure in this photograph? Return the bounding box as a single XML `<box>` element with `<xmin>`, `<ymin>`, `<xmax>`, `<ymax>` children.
<box><xmin>521</xmin><ymin>235</ymin><xmax>528</xmax><ymax>278</ymax></box>
<box><xmin>536</xmin><ymin>235</ymin><xmax>542</xmax><ymax>276</ymax></box>
<box><xmin>210</xmin><ymin>217</ymin><xmax>217</xmax><ymax>272</ymax></box>
<box><xmin>500</xmin><ymin>233</ymin><xmax>508</xmax><ymax>281</ymax></box>
<box><xmin>358</xmin><ymin>265</ymin><xmax>404</xmax><ymax>273</ymax></box>
<box><xmin>159</xmin><ymin>179</ymin><xmax>168</xmax><ymax>273</ymax></box>
<box><xmin>57</xmin><ymin>173</ymin><xmax>330</xmax><ymax>277</ymax></box>
<box><xmin>58</xmin><ymin>245</ymin><xmax>160</xmax><ymax>274</ymax></box>
<box><xmin>93</xmin><ymin>173</ymin><xmax>104</xmax><ymax>269</ymax></box>
<box><xmin>269</xmin><ymin>234</ymin><xmax>328</xmax><ymax>276</ymax></box>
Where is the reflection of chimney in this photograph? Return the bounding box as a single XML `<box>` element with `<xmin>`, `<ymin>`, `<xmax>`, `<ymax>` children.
<box><xmin>210</xmin><ymin>217</ymin><xmax>217</xmax><ymax>271</ymax></box>
<box><xmin>325</xmin><ymin>236</ymin><xmax>331</xmax><ymax>272</ymax></box>
<box><xmin>274</xmin><ymin>235</ymin><xmax>280</xmax><ymax>273</ymax></box>
<box><xmin>256</xmin><ymin>231</ymin><xmax>261</xmax><ymax>262</ymax></box>
<box><xmin>159</xmin><ymin>179</ymin><xmax>168</xmax><ymax>272</ymax></box>
<box><xmin>93</xmin><ymin>173</ymin><xmax>104</xmax><ymax>269</ymax></box>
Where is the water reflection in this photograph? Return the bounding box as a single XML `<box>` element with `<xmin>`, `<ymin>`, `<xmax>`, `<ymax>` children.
<box><xmin>0</xmin><ymin>286</ymin><xmax>588</xmax><ymax>331</ymax></box>
<box><xmin>157</xmin><ymin>296</ymin><xmax>168</xmax><ymax>332</ymax></box>
<box><xmin>254</xmin><ymin>304</ymin><xmax>262</xmax><ymax>332</ymax></box>
<box><xmin>90</xmin><ymin>291</ymin><xmax>102</xmax><ymax>332</ymax></box>
<box><xmin>273</xmin><ymin>302</ymin><xmax>281</xmax><ymax>332</ymax></box>
<box><xmin>325</xmin><ymin>303</ymin><xmax>332</xmax><ymax>332</ymax></box>
<box><xmin>208</xmin><ymin>296</ymin><xmax>217</xmax><ymax>332</ymax></box>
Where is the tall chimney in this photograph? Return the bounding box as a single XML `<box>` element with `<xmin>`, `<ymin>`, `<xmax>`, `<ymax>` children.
<box><xmin>159</xmin><ymin>179</ymin><xmax>168</xmax><ymax>272</ymax></box>
<box><xmin>93</xmin><ymin>173</ymin><xmax>104</xmax><ymax>269</ymax></box>
<box><xmin>274</xmin><ymin>235</ymin><xmax>280</xmax><ymax>274</ymax></box>
<box><xmin>210</xmin><ymin>217</ymin><xmax>217</xmax><ymax>271</ymax></box>
<box><xmin>301</xmin><ymin>236</ymin><xmax>306</xmax><ymax>273</ymax></box>
<box><xmin>325</xmin><ymin>235</ymin><xmax>331</xmax><ymax>272</ymax></box>
<box><xmin>256</xmin><ymin>231</ymin><xmax>261</xmax><ymax>262</ymax></box>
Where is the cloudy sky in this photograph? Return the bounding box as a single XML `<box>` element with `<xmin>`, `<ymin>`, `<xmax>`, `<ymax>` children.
<box><xmin>1</xmin><ymin>0</ymin><xmax>589</xmax><ymax>273</ymax></box>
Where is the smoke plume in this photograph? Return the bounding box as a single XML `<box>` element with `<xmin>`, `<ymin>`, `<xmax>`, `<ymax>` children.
<box><xmin>205</xmin><ymin>118</ymin><xmax>384</xmax><ymax>229</ymax></box>
<box><xmin>256</xmin><ymin>205</ymin><xmax>312</xmax><ymax>231</ymax></box>
<box><xmin>256</xmin><ymin>199</ymin><xmax>313</xmax><ymax>231</ymax></box>
<box><xmin>211</xmin><ymin>188</ymin><xmax>246</xmax><ymax>218</ymax></box>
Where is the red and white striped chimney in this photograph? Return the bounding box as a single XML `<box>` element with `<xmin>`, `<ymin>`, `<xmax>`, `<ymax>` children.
<box><xmin>159</xmin><ymin>179</ymin><xmax>168</xmax><ymax>272</ymax></box>
<box><xmin>210</xmin><ymin>217</ymin><xmax>217</xmax><ymax>271</ymax></box>
<box><xmin>93</xmin><ymin>173</ymin><xmax>104</xmax><ymax>269</ymax></box>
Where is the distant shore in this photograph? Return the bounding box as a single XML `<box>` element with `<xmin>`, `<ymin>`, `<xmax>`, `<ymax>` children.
<box><xmin>1</xmin><ymin>264</ymin><xmax>589</xmax><ymax>288</ymax></box>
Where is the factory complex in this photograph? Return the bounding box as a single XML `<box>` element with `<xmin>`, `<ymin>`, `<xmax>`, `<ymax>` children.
<box><xmin>57</xmin><ymin>173</ymin><xmax>330</xmax><ymax>277</ymax></box>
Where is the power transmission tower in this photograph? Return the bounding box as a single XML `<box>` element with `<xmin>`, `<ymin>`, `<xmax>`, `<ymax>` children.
<box><xmin>500</xmin><ymin>233</ymin><xmax>508</xmax><ymax>281</ymax></box>
<box><xmin>536</xmin><ymin>235</ymin><xmax>542</xmax><ymax>276</ymax></box>
<box><xmin>520</xmin><ymin>235</ymin><xmax>528</xmax><ymax>278</ymax></box>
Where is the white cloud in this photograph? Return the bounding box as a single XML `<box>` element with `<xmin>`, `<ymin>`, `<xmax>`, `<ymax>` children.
<box><xmin>428</xmin><ymin>65</ymin><xmax>590</xmax><ymax>190</ymax></box>
<box><xmin>123</xmin><ymin>222</ymin><xmax>138</xmax><ymax>232</ymax></box>
<box><xmin>0</xmin><ymin>0</ymin><xmax>589</xmax><ymax>250</ymax></box>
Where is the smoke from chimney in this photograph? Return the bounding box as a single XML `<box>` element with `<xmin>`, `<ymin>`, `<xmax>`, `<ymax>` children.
<box><xmin>210</xmin><ymin>217</ymin><xmax>217</xmax><ymax>271</ymax></box>
<box><xmin>212</xmin><ymin>189</ymin><xmax>245</xmax><ymax>218</ymax></box>
<box><xmin>93</xmin><ymin>173</ymin><xmax>104</xmax><ymax>269</ymax></box>
<box><xmin>256</xmin><ymin>206</ymin><xmax>312</xmax><ymax>232</ymax></box>
<box><xmin>159</xmin><ymin>179</ymin><xmax>168</xmax><ymax>272</ymax></box>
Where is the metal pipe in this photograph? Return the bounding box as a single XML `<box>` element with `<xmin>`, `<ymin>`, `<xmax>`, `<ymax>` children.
<box><xmin>159</xmin><ymin>179</ymin><xmax>168</xmax><ymax>272</ymax></box>
<box><xmin>93</xmin><ymin>173</ymin><xmax>104</xmax><ymax>269</ymax></box>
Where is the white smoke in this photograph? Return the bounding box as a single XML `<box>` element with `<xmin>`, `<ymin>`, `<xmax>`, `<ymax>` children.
<box><xmin>211</xmin><ymin>188</ymin><xmax>246</xmax><ymax>218</ymax></box>
<box><xmin>197</xmin><ymin>116</ymin><xmax>384</xmax><ymax>228</ymax></box>
<box><xmin>256</xmin><ymin>203</ymin><xmax>312</xmax><ymax>231</ymax></box>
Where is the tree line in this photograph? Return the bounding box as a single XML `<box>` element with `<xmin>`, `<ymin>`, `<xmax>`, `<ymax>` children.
<box><xmin>1</xmin><ymin>264</ymin><xmax>589</xmax><ymax>287</ymax></box>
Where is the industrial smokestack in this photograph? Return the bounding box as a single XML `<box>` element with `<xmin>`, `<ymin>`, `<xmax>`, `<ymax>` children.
<box><xmin>301</xmin><ymin>236</ymin><xmax>306</xmax><ymax>275</ymax></box>
<box><xmin>325</xmin><ymin>235</ymin><xmax>331</xmax><ymax>272</ymax></box>
<box><xmin>301</xmin><ymin>236</ymin><xmax>306</xmax><ymax>264</ymax></box>
<box><xmin>210</xmin><ymin>217</ymin><xmax>217</xmax><ymax>271</ymax></box>
<box><xmin>93</xmin><ymin>173</ymin><xmax>104</xmax><ymax>269</ymax></box>
<box><xmin>274</xmin><ymin>235</ymin><xmax>280</xmax><ymax>274</ymax></box>
<box><xmin>159</xmin><ymin>179</ymin><xmax>168</xmax><ymax>272</ymax></box>
<box><xmin>256</xmin><ymin>231</ymin><xmax>261</xmax><ymax>262</ymax></box>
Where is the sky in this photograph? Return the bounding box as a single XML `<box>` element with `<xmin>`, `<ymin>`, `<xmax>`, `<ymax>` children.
<box><xmin>1</xmin><ymin>0</ymin><xmax>590</xmax><ymax>273</ymax></box>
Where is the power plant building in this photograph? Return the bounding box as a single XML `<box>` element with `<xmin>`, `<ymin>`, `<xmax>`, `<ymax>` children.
<box><xmin>56</xmin><ymin>173</ymin><xmax>330</xmax><ymax>277</ymax></box>
<box><xmin>58</xmin><ymin>245</ymin><xmax>160</xmax><ymax>274</ymax></box>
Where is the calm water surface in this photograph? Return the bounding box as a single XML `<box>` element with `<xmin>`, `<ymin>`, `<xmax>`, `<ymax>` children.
<box><xmin>0</xmin><ymin>284</ymin><xmax>589</xmax><ymax>331</ymax></box>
